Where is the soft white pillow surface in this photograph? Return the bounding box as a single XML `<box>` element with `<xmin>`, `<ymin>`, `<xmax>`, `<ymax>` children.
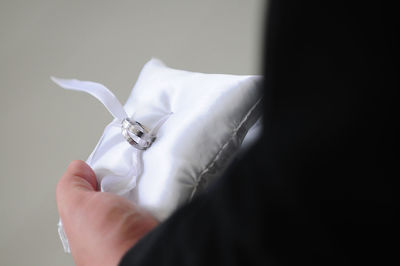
<box><xmin>53</xmin><ymin>58</ymin><xmax>262</xmax><ymax>251</ymax></box>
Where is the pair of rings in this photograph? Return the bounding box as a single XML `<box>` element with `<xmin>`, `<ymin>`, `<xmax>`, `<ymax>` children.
<box><xmin>121</xmin><ymin>118</ymin><xmax>155</xmax><ymax>150</ymax></box>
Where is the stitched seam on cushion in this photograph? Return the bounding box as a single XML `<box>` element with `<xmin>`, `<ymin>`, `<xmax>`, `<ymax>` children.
<box><xmin>189</xmin><ymin>97</ymin><xmax>263</xmax><ymax>200</ymax></box>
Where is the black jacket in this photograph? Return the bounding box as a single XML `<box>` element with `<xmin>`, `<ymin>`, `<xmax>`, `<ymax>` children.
<box><xmin>120</xmin><ymin>1</ymin><xmax>396</xmax><ymax>265</ymax></box>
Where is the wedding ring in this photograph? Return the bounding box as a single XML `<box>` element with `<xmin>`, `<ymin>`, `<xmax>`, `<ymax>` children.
<box><xmin>121</xmin><ymin>118</ymin><xmax>154</xmax><ymax>150</ymax></box>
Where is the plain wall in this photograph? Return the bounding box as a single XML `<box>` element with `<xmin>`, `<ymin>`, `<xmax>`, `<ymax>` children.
<box><xmin>0</xmin><ymin>1</ymin><xmax>265</xmax><ymax>265</ymax></box>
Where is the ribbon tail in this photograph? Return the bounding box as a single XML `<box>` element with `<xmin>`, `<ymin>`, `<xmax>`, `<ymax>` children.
<box><xmin>51</xmin><ymin>77</ymin><xmax>128</xmax><ymax>120</ymax></box>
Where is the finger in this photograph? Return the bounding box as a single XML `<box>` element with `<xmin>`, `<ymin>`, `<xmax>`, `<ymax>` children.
<box><xmin>66</xmin><ymin>160</ymin><xmax>98</xmax><ymax>190</ymax></box>
<box><xmin>56</xmin><ymin>160</ymin><xmax>98</xmax><ymax>218</ymax></box>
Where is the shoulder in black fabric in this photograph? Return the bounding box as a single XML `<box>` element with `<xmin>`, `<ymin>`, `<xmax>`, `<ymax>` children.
<box><xmin>120</xmin><ymin>1</ymin><xmax>396</xmax><ymax>265</ymax></box>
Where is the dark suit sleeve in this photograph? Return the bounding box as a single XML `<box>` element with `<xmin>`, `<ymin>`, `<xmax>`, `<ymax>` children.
<box><xmin>120</xmin><ymin>1</ymin><xmax>396</xmax><ymax>265</ymax></box>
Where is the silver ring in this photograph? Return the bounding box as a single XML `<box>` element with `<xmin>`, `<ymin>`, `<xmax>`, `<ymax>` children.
<box><xmin>121</xmin><ymin>118</ymin><xmax>155</xmax><ymax>150</ymax></box>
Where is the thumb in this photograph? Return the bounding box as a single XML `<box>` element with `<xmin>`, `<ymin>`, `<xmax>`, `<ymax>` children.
<box><xmin>56</xmin><ymin>160</ymin><xmax>98</xmax><ymax>219</ymax></box>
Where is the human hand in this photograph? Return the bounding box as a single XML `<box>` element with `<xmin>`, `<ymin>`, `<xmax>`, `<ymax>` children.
<box><xmin>56</xmin><ymin>160</ymin><xmax>158</xmax><ymax>266</ymax></box>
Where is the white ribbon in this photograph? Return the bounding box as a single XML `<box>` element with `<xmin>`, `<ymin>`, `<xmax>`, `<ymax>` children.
<box><xmin>52</xmin><ymin>77</ymin><xmax>165</xmax><ymax>253</ymax></box>
<box><xmin>51</xmin><ymin>77</ymin><xmax>128</xmax><ymax>120</ymax></box>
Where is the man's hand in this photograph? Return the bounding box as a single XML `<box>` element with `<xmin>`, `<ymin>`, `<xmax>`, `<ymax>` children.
<box><xmin>56</xmin><ymin>160</ymin><xmax>158</xmax><ymax>266</ymax></box>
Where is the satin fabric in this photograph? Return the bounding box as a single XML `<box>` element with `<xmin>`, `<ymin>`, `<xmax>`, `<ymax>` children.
<box><xmin>122</xmin><ymin>59</ymin><xmax>262</xmax><ymax>219</ymax></box>
<box><xmin>53</xmin><ymin>58</ymin><xmax>262</xmax><ymax>251</ymax></box>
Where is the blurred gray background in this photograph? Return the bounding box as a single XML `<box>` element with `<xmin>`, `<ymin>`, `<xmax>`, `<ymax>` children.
<box><xmin>0</xmin><ymin>0</ymin><xmax>265</xmax><ymax>265</ymax></box>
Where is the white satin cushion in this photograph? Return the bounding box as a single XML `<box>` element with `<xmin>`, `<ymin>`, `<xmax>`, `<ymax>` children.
<box><xmin>54</xmin><ymin>58</ymin><xmax>262</xmax><ymax>222</ymax></box>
